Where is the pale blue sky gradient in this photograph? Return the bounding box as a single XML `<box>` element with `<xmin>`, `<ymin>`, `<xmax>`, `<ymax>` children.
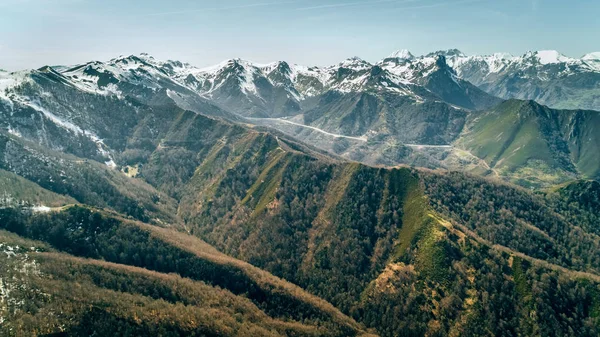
<box><xmin>0</xmin><ymin>0</ymin><xmax>598</xmax><ymax>70</ymax></box>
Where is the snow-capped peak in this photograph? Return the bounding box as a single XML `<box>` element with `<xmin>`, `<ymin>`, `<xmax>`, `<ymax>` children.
<box><xmin>259</xmin><ymin>60</ymin><xmax>291</xmax><ymax>74</ymax></box>
<box><xmin>338</xmin><ymin>57</ymin><xmax>371</xmax><ymax>70</ymax></box>
<box><xmin>524</xmin><ymin>50</ymin><xmax>572</xmax><ymax>65</ymax></box>
<box><xmin>582</xmin><ymin>52</ymin><xmax>600</xmax><ymax>61</ymax></box>
<box><xmin>388</xmin><ymin>49</ymin><xmax>414</xmax><ymax>60</ymax></box>
<box><xmin>110</xmin><ymin>53</ymin><xmax>157</xmax><ymax>66</ymax></box>
<box><xmin>425</xmin><ymin>49</ymin><xmax>466</xmax><ymax>58</ymax></box>
<box><xmin>490</xmin><ymin>52</ymin><xmax>514</xmax><ymax>60</ymax></box>
<box><xmin>342</xmin><ymin>56</ymin><xmax>367</xmax><ymax>64</ymax></box>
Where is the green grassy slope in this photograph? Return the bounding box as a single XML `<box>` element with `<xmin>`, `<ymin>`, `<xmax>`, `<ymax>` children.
<box><xmin>457</xmin><ymin>99</ymin><xmax>600</xmax><ymax>187</ymax></box>
<box><xmin>557</xmin><ymin>109</ymin><xmax>600</xmax><ymax>179</ymax></box>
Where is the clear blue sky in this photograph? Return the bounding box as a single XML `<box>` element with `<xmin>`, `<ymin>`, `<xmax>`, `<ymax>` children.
<box><xmin>1</xmin><ymin>0</ymin><xmax>598</xmax><ymax>71</ymax></box>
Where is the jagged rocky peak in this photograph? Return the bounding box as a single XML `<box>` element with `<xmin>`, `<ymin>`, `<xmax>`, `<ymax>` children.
<box><xmin>37</xmin><ymin>65</ymin><xmax>58</xmax><ymax>73</ymax></box>
<box><xmin>434</xmin><ymin>55</ymin><xmax>450</xmax><ymax>68</ymax></box>
<box><xmin>225</xmin><ymin>58</ymin><xmax>254</xmax><ymax>71</ymax></box>
<box><xmin>424</xmin><ymin>55</ymin><xmax>456</xmax><ymax>75</ymax></box>
<box><xmin>111</xmin><ymin>53</ymin><xmax>155</xmax><ymax>65</ymax></box>
<box><xmin>165</xmin><ymin>59</ymin><xmax>186</xmax><ymax>68</ymax></box>
<box><xmin>445</xmin><ymin>49</ymin><xmax>466</xmax><ymax>57</ymax></box>
<box><xmin>371</xmin><ymin>64</ymin><xmax>383</xmax><ymax>74</ymax></box>
<box><xmin>204</xmin><ymin>58</ymin><xmax>247</xmax><ymax>76</ymax></box>
<box><xmin>278</xmin><ymin>60</ymin><xmax>292</xmax><ymax>70</ymax></box>
<box><xmin>62</xmin><ymin>60</ymin><xmax>103</xmax><ymax>72</ymax></box>
<box><xmin>262</xmin><ymin>61</ymin><xmax>296</xmax><ymax>86</ymax></box>
<box><xmin>346</xmin><ymin>56</ymin><xmax>363</xmax><ymax>61</ymax></box>
<box><xmin>267</xmin><ymin>60</ymin><xmax>292</xmax><ymax>75</ymax></box>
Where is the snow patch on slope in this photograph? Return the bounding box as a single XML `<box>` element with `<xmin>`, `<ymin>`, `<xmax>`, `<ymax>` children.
<box><xmin>10</xmin><ymin>97</ymin><xmax>117</xmax><ymax>167</ymax></box>
<box><xmin>31</xmin><ymin>205</ymin><xmax>51</xmax><ymax>213</ymax></box>
<box><xmin>0</xmin><ymin>71</ymin><xmax>31</xmax><ymax>105</ymax></box>
<box><xmin>7</xmin><ymin>127</ymin><xmax>21</xmax><ymax>138</ymax></box>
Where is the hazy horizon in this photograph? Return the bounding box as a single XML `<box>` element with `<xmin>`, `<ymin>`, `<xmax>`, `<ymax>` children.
<box><xmin>1</xmin><ymin>0</ymin><xmax>599</xmax><ymax>71</ymax></box>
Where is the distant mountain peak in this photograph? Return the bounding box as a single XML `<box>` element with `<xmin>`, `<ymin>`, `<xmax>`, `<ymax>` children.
<box><xmin>338</xmin><ymin>56</ymin><xmax>371</xmax><ymax>69</ymax></box>
<box><xmin>273</xmin><ymin>60</ymin><xmax>291</xmax><ymax>69</ymax></box>
<box><xmin>427</xmin><ymin>55</ymin><xmax>456</xmax><ymax>76</ymax></box>
<box><xmin>425</xmin><ymin>49</ymin><xmax>466</xmax><ymax>58</ymax></box>
<box><xmin>342</xmin><ymin>56</ymin><xmax>368</xmax><ymax>64</ymax></box>
<box><xmin>445</xmin><ymin>49</ymin><xmax>466</xmax><ymax>57</ymax></box>
<box><xmin>434</xmin><ymin>55</ymin><xmax>449</xmax><ymax>67</ymax></box>
<box><xmin>115</xmin><ymin>52</ymin><xmax>153</xmax><ymax>60</ymax></box>
<box><xmin>490</xmin><ymin>52</ymin><xmax>514</xmax><ymax>59</ymax></box>
<box><xmin>275</xmin><ymin>61</ymin><xmax>293</xmax><ymax>76</ymax></box>
<box><xmin>388</xmin><ymin>49</ymin><xmax>414</xmax><ymax>60</ymax></box>
<box><xmin>523</xmin><ymin>50</ymin><xmax>572</xmax><ymax>64</ymax></box>
<box><xmin>346</xmin><ymin>56</ymin><xmax>363</xmax><ymax>61</ymax></box>
<box><xmin>582</xmin><ymin>52</ymin><xmax>600</xmax><ymax>61</ymax></box>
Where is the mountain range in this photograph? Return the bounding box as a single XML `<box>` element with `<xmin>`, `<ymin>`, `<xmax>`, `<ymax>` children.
<box><xmin>1</xmin><ymin>49</ymin><xmax>599</xmax><ymax>187</ymax></box>
<box><xmin>1</xmin><ymin>49</ymin><xmax>600</xmax><ymax>336</ymax></box>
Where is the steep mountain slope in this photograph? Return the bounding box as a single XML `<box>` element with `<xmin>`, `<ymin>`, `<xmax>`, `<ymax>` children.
<box><xmin>297</xmin><ymin>90</ymin><xmax>467</xmax><ymax>151</ymax></box>
<box><xmin>456</xmin><ymin>99</ymin><xmax>600</xmax><ymax>187</ymax></box>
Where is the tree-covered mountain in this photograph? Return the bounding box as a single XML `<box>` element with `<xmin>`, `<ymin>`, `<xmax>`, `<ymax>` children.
<box><xmin>0</xmin><ymin>206</ymin><xmax>370</xmax><ymax>337</ymax></box>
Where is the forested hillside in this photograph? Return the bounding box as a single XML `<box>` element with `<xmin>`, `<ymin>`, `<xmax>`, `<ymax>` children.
<box><xmin>0</xmin><ymin>206</ymin><xmax>372</xmax><ymax>337</ymax></box>
<box><xmin>143</xmin><ymin>118</ymin><xmax>600</xmax><ymax>336</ymax></box>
